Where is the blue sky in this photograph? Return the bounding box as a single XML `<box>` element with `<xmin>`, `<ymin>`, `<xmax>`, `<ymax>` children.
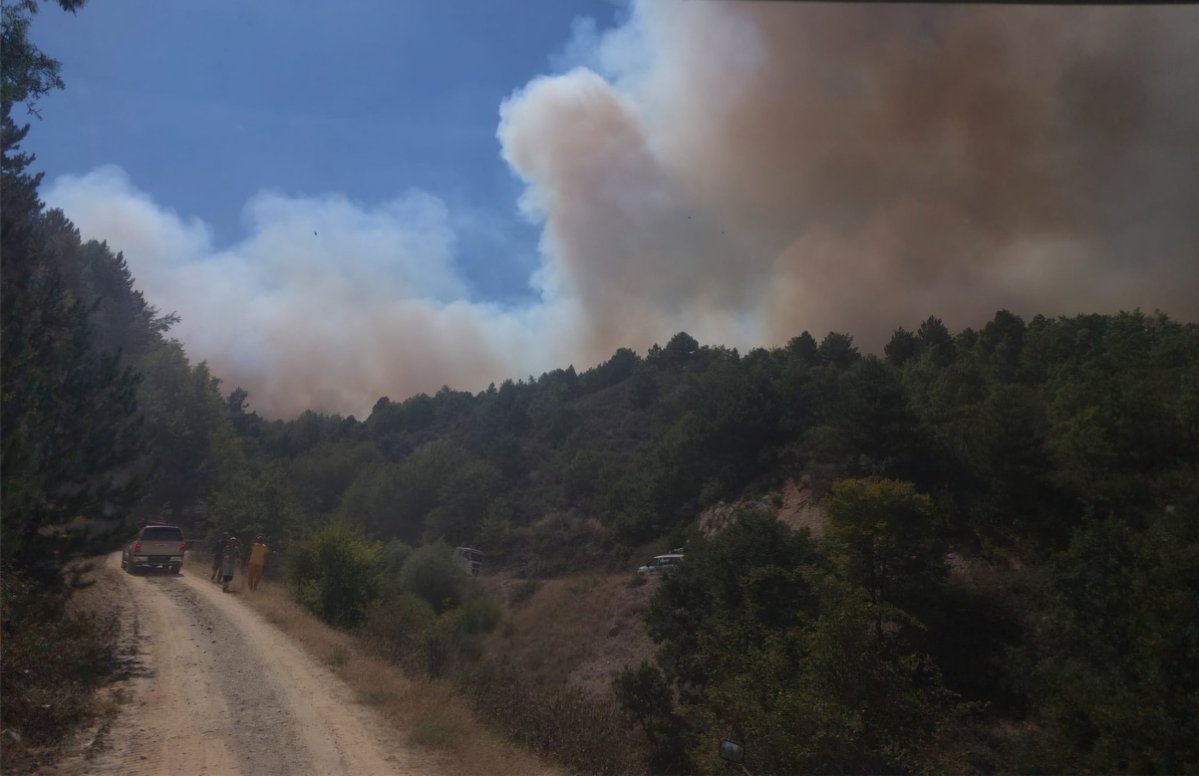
<box><xmin>28</xmin><ymin>0</ymin><xmax>623</xmax><ymax>303</ymax></box>
<box><xmin>23</xmin><ymin>2</ymin><xmax>1199</xmax><ymax>418</ymax></box>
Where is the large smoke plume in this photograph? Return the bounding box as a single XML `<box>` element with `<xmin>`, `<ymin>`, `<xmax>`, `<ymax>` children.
<box><xmin>48</xmin><ymin>2</ymin><xmax>1199</xmax><ymax>418</ymax></box>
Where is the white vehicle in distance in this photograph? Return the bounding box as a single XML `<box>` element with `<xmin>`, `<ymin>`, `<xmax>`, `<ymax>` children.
<box><xmin>454</xmin><ymin>546</ymin><xmax>484</xmax><ymax>576</ymax></box>
<box><xmin>121</xmin><ymin>523</ymin><xmax>187</xmax><ymax>574</ymax></box>
<box><xmin>638</xmin><ymin>552</ymin><xmax>684</xmax><ymax>575</ymax></box>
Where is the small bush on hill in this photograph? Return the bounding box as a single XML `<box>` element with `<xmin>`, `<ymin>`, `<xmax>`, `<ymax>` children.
<box><xmin>379</xmin><ymin>538</ymin><xmax>413</xmax><ymax>583</ymax></box>
<box><xmin>508</xmin><ymin>513</ymin><xmax>617</xmax><ymax>577</ymax></box>
<box><xmin>361</xmin><ymin>590</ymin><xmax>437</xmax><ymax>671</ymax></box>
<box><xmin>362</xmin><ymin>546</ymin><xmax>501</xmax><ymax>677</ymax></box>
<box><xmin>411</xmin><ymin>591</ymin><xmax>503</xmax><ymax>677</ymax></box>
<box><xmin>288</xmin><ymin>521</ymin><xmax>382</xmax><ymax>627</ymax></box>
<box><xmin>399</xmin><ymin>539</ymin><xmax>464</xmax><ymax>613</ymax></box>
<box><xmin>454</xmin><ymin>590</ymin><xmax>502</xmax><ymax>636</ymax></box>
<box><xmin>613</xmin><ymin>661</ymin><xmax>692</xmax><ymax>772</ymax></box>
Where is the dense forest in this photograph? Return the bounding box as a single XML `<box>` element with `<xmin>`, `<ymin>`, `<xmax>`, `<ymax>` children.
<box><xmin>4</xmin><ymin>2</ymin><xmax>1198</xmax><ymax>774</ymax></box>
<box><xmin>217</xmin><ymin>309</ymin><xmax>1198</xmax><ymax>773</ymax></box>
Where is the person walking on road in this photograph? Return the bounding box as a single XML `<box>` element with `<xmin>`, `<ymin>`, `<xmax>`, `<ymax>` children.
<box><xmin>248</xmin><ymin>535</ymin><xmax>268</xmax><ymax>591</ymax></box>
<box><xmin>210</xmin><ymin>532</ymin><xmax>229</xmax><ymax>581</ymax></box>
<box><xmin>220</xmin><ymin>536</ymin><xmax>242</xmax><ymax>592</ymax></box>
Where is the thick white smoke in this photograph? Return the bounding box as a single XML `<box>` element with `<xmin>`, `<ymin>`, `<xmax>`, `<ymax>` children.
<box><xmin>47</xmin><ymin>2</ymin><xmax>1199</xmax><ymax>418</ymax></box>
<box><xmin>45</xmin><ymin>166</ymin><xmax>584</xmax><ymax>417</ymax></box>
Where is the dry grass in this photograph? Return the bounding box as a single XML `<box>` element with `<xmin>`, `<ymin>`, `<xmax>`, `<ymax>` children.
<box><xmin>0</xmin><ymin>561</ymin><xmax>128</xmax><ymax>774</ymax></box>
<box><xmin>182</xmin><ymin>557</ymin><xmax>557</xmax><ymax>776</ymax></box>
<box><xmin>481</xmin><ymin>572</ymin><xmax>657</xmax><ymax>699</ymax></box>
<box><xmin>405</xmin><ymin>682</ymin><xmax>475</xmax><ymax>748</ymax></box>
<box><xmin>463</xmin><ymin>660</ymin><xmax>645</xmax><ymax>775</ymax></box>
<box><xmin>466</xmin><ymin>571</ymin><xmax>660</xmax><ymax>773</ymax></box>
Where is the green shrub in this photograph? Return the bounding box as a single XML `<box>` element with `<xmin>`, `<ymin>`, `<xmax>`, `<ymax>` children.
<box><xmin>455</xmin><ymin>590</ymin><xmax>501</xmax><ymax>636</ymax></box>
<box><xmin>418</xmin><ymin>614</ymin><xmax>461</xmax><ymax>677</ymax></box>
<box><xmin>417</xmin><ymin>592</ymin><xmax>503</xmax><ymax>675</ymax></box>
<box><xmin>475</xmin><ymin>512</ymin><xmax>511</xmax><ymax>560</ymax></box>
<box><xmin>362</xmin><ymin>585</ymin><xmax>501</xmax><ymax>677</ymax></box>
<box><xmin>361</xmin><ymin>590</ymin><xmax>437</xmax><ymax>671</ymax></box>
<box><xmin>614</xmin><ymin>661</ymin><xmax>692</xmax><ymax>773</ymax></box>
<box><xmin>378</xmin><ymin>538</ymin><xmax>413</xmax><ymax>593</ymax></box>
<box><xmin>512</xmin><ymin>513</ymin><xmax>615</xmax><ymax>577</ymax></box>
<box><xmin>288</xmin><ymin>521</ymin><xmax>382</xmax><ymax>627</ymax></box>
<box><xmin>380</xmin><ymin>539</ymin><xmax>413</xmax><ymax>576</ymax></box>
<box><xmin>398</xmin><ymin>539</ymin><xmax>463</xmax><ymax>612</ymax></box>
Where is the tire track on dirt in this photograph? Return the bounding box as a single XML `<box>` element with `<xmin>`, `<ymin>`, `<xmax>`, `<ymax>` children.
<box><xmin>70</xmin><ymin>555</ymin><xmax>423</xmax><ymax>776</ymax></box>
<box><xmin>80</xmin><ymin>560</ymin><xmax>248</xmax><ymax>775</ymax></box>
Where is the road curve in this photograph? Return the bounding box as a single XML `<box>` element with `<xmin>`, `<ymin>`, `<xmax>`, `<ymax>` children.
<box><xmin>79</xmin><ymin>553</ymin><xmax>433</xmax><ymax>776</ymax></box>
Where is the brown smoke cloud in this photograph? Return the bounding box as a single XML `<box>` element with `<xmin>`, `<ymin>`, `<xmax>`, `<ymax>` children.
<box><xmin>48</xmin><ymin>2</ymin><xmax>1199</xmax><ymax>418</ymax></box>
<box><xmin>502</xmin><ymin>1</ymin><xmax>1199</xmax><ymax>353</ymax></box>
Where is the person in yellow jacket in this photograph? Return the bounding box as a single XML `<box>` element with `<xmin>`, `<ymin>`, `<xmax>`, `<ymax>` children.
<box><xmin>248</xmin><ymin>535</ymin><xmax>269</xmax><ymax>591</ymax></box>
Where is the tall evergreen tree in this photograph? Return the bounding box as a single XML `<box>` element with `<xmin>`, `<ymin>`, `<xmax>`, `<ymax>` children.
<box><xmin>1</xmin><ymin>0</ymin><xmax>145</xmax><ymax>578</ymax></box>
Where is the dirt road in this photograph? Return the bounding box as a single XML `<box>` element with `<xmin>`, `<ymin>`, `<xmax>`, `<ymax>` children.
<box><xmin>72</xmin><ymin>554</ymin><xmax>436</xmax><ymax>776</ymax></box>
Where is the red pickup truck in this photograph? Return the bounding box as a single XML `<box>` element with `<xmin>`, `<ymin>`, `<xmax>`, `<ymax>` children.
<box><xmin>121</xmin><ymin>524</ymin><xmax>187</xmax><ymax>574</ymax></box>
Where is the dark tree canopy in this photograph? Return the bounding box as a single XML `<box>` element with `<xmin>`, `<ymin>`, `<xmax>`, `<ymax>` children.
<box><xmin>1</xmin><ymin>102</ymin><xmax>146</xmax><ymax>576</ymax></box>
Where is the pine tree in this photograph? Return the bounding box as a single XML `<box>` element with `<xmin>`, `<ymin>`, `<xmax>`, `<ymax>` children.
<box><xmin>1</xmin><ymin>108</ymin><xmax>147</xmax><ymax>577</ymax></box>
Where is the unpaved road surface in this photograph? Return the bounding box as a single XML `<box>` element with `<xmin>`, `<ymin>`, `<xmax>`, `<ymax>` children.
<box><xmin>71</xmin><ymin>554</ymin><xmax>434</xmax><ymax>776</ymax></box>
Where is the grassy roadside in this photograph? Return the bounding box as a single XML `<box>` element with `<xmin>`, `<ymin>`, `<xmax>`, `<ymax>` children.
<box><xmin>0</xmin><ymin>560</ymin><xmax>127</xmax><ymax>775</ymax></box>
<box><xmin>184</xmin><ymin>556</ymin><xmax>558</xmax><ymax>776</ymax></box>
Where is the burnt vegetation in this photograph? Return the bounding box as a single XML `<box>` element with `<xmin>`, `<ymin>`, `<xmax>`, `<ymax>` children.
<box><xmin>4</xmin><ymin>3</ymin><xmax>1199</xmax><ymax>774</ymax></box>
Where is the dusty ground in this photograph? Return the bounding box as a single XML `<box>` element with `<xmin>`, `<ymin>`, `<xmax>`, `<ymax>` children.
<box><xmin>699</xmin><ymin>478</ymin><xmax>828</xmax><ymax>538</ymax></box>
<box><xmin>45</xmin><ymin>553</ymin><xmax>442</xmax><ymax>776</ymax></box>
<box><xmin>482</xmin><ymin>573</ymin><xmax>657</xmax><ymax>700</ymax></box>
<box><xmin>479</xmin><ymin>480</ymin><xmax>827</xmax><ymax>702</ymax></box>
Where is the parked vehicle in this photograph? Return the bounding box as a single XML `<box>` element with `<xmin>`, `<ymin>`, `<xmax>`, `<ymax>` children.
<box><xmin>455</xmin><ymin>546</ymin><xmax>484</xmax><ymax>576</ymax></box>
<box><xmin>121</xmin><ymin>523</ymin><xmax>187</xmax><ymax>574</ymax></box>
<box><xmin>638</xmin><ymin>552</ymin><xmax>684</xmax><ymax>574</ymax></box>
